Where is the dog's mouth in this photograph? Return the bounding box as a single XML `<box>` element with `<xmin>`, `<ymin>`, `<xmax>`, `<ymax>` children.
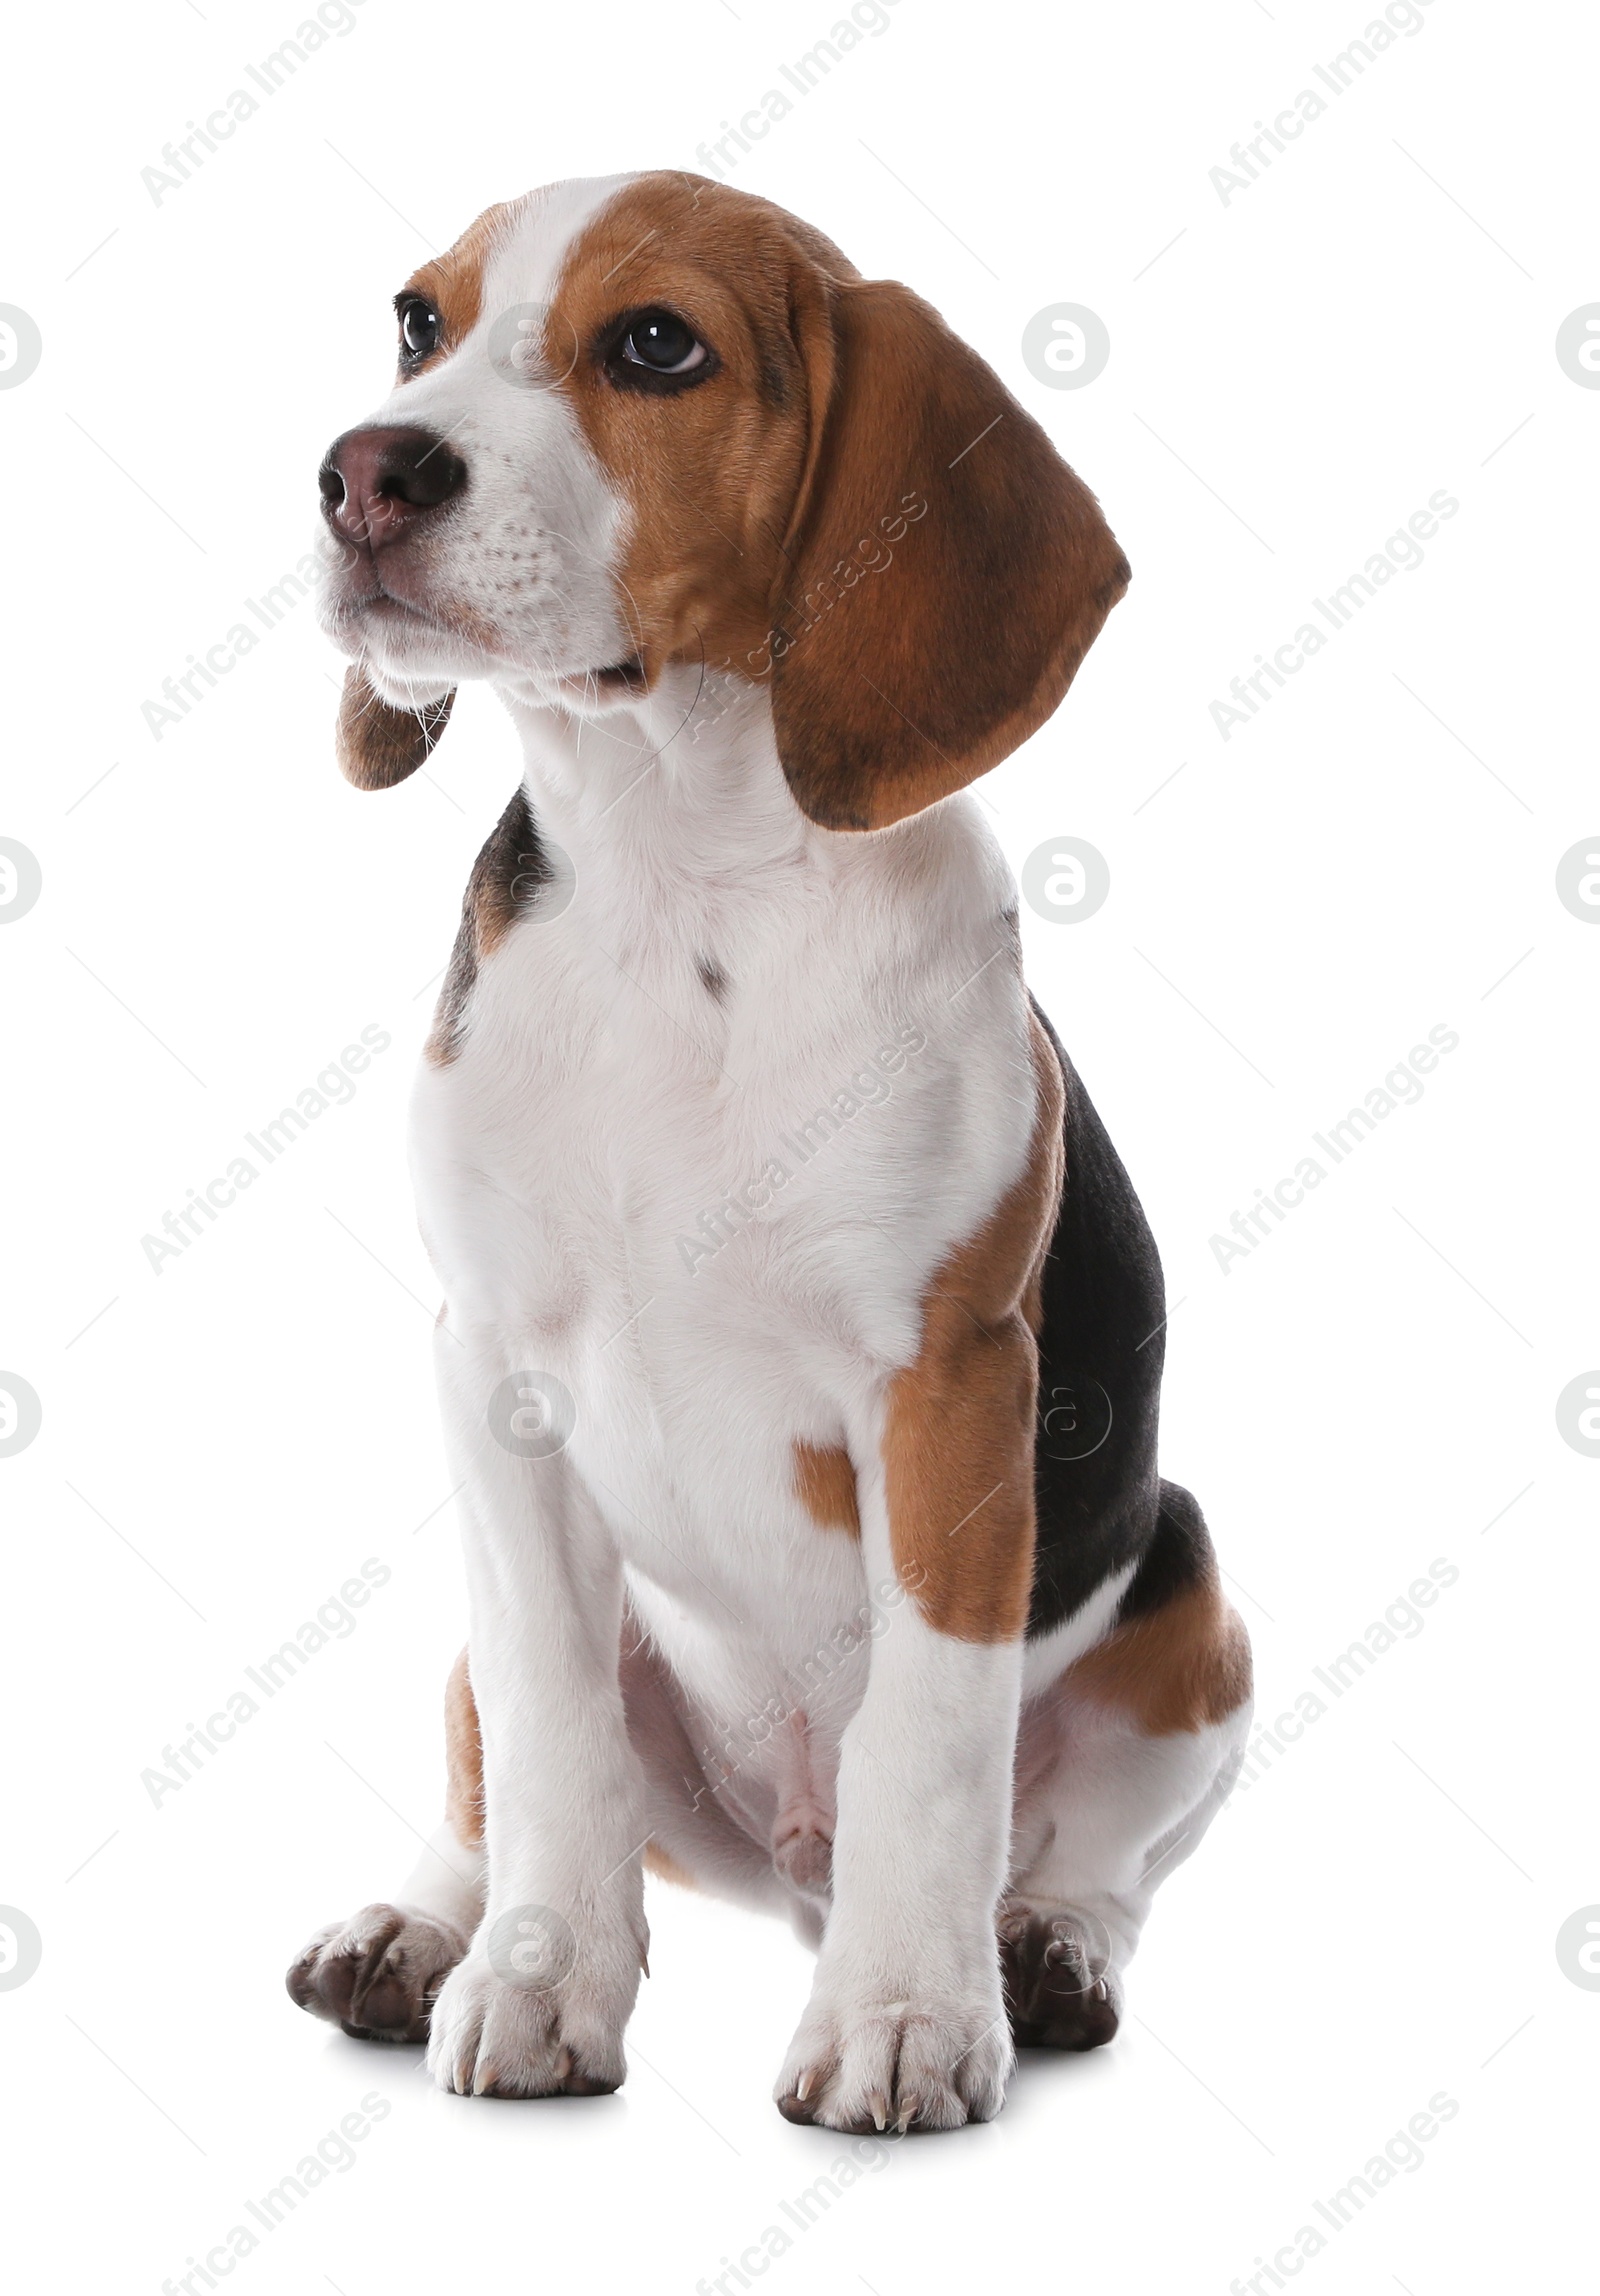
<box><xmin>560</xmin><ymin>655</ymin><xmax>648</xmax><ymax>702</ymax></box>
<box><xmin>324</xmin><ymin>563</ymin><xmax>647</xmax><ymax>704</ymax></box>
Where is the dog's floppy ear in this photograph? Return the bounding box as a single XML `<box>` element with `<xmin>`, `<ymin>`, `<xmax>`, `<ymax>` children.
<box><xmin>769</xmin><ymin>278</ymin><xmax>1130</xmax><ymax>832</ymax></box>
<box><xmin>335</xmin><ymin>667</ymin><xmax>455</xmax><ymax>790</ymax></box>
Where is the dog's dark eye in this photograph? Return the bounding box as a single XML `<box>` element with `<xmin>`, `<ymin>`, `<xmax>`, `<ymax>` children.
<box><xmin>605</xmin><ymin>308</ymin><xmax>716</xmax><ymax>393</ymax></box>
<box><xmin>397</xmin><ymin>297</ymin><xmax>440</xmax><ymax>363</ymax></box>
<box><xmin>623</xmin><ymin>311</ymin><xmax>706</xmax><ymax>372</ymax></box>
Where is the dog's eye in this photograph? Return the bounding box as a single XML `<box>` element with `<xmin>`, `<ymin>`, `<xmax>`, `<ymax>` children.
<box><xmin>622</xmin><ymin>312</ymin><xmax>706</xmax><ymax>372</ymax></box>
<box><xmin>607</xmin><ymin>308</ymin><xmax>715</xmax><ymax>392</ymax></box>
<box><xmin>397</xmin><ymin>297</ymin><xmax>440</xmax><ymax>363</ymax></box>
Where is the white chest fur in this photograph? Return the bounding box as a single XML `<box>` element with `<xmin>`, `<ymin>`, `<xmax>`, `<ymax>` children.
<box><xmin>409</xmin><ymin>677</ymin><xmax>1036</xmax><ymax>1742</ymax></box>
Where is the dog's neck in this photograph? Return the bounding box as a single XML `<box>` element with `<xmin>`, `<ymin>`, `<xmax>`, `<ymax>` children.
<box><xmin>499</xmin><ymin>666</ymin><xmax>814</xmax><ymax>893</ymax></box>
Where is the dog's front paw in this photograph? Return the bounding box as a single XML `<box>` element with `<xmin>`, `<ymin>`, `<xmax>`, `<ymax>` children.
<box><xmin>426</xmin><ymin>1917</ymin><xmax>639</xmax><ymax>2099</ymax></box>
<box><xmin>775</xmin><ymin>1979</ymin><xmax>1012</xmax><ymax>2133</ymax></box>
<box><xmin>287</xmin><ymin>1903</ymin><xmax>468</xmax><ymax>2042</ymax></box>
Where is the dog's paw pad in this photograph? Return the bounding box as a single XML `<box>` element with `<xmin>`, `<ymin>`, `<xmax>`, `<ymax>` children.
<box><xmin>286</xmin><ymin>1903</ymin><xmax>468</xmax><ymax>2043</ymax></box>
<box><xmin>998</xmin><ymin>1905</ymin><xmax>1121</xmax><ymax>2051</ymax></box>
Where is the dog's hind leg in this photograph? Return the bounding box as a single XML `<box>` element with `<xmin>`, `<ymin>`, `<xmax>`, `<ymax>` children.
<box><xmin>1002</xmin><ymin>1485</ymin><xmax>1252</xmax><ymax>2051</ymax></box>
<box><xmin>286</xmin><ymin>1649</ymin><xmax>485</xmax><ymax>2043</ymax></box>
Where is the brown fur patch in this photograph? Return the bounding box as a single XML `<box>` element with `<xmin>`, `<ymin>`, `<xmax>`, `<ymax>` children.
<box><xmin>547</xmin><ymin>173</ymin><xmax>838</xmax><ymax>685</ymax></box>
<box><xmin>335</xmin><ymin>667</ymin><xmax>453</xmax><ymax>790</ymax></box>
<box><xmin>643</xmin><ymin>1841</ymin><xmax>700</xmax><ymax>1891</ymax></box>
<box><xmin>884</xmin><ymin>1011</ymin><xmax>1065</xmax><ymax>1642</ymax></box>
<box><xmin>427</xmin><ymin>785</ymin><xmax>552</xmax><ymax>1063</ymax></box>
<box><xmin>399</xmin><ymin>197</ymin><xmax>525</xmax><ymax>375</ymax></box>
<box><xmin>792</xmin><ymin>1440</ymin><xmax>860</xmax><ymax>1536</ymax></box>
<box><xmin>443</xmin><ymin>1646</ymin><xmax>484</xmax><ymax>1848</ymax></box>
<box><xmin>1064</xmin><ymin>1574</ymin><xmax>1253</xmax><ymax>1735</ymax></box>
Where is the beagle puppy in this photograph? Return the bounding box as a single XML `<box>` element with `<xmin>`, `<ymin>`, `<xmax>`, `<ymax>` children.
<box><xmin>287</xmin><ymin>171</ymin><xmax>1252</xmax><ymax>2134</ymax></box>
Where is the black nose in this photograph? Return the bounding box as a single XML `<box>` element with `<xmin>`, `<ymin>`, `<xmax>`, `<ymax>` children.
<box><xmin>318</xmin><ymin>424</ymin><xmax>468</xmax><ymax>552</ymax></box>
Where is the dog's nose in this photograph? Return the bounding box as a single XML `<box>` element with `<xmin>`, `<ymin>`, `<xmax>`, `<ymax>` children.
<box><xmin>318</xmin><ymin>424</ymin><xmax>467</xmax><ymax>551</ymax></box>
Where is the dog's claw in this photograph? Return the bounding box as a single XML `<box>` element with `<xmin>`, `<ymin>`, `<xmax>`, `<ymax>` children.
<box><xmin>794</xmin><ymin>2068</ymin><xmax>814</xmax><ymax>2103</ymax></box>
<box><xmin>869</xmin><ymin>2090</ymin><xmax>889</xmax><ymax>2132</ymax></box>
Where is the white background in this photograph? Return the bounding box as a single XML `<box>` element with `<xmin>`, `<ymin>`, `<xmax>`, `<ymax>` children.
<box><xmin>1</xmin><ymin>0</ymin><xmax>1593</xmax><ymax>2288</ymax></box>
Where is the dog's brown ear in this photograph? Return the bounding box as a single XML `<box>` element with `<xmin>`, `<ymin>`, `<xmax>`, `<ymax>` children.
<box><xmin>770</xmin><ymin>278</ymin><xmax>1129</xmax><ymax>832</ymax></box>
<box><xmin>335</xmin><ymin>667</ymin><xmax>455</xmax><ymax>789</ymax></box>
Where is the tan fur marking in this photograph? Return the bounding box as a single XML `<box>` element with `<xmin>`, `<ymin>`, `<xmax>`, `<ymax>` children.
<box><xmin>792</xmin><ymin>1440</ymin><xmax>861</xmax><ymax>1537</ymax></box>
<box><xmin>443</xmin><ymin>1646</ymin><xmax>485</xmax><ymax>1848</ymax></box>
<box><xmin>885</xmin><ymin>1011</ymin><xmax>1064</xmax><ymax>1643</ymax></box>
<box><xmin>427</xmin><ymin>787</ymin><xmax>548</xmax><ymax>1065</ymax></box>
<box><xmin>547</xmin><ymin>172</ymin><xmax>838</xmax><ymax>684</ymax></box>
<box><xmin>1064</xmin><ymin>1576</ymin><xmax>1253</xmax><ymax>1735</ymax></box>
<box><xmin>643</xmin><ymin>1841</ymin><xmax>700</xmax><ymax>1891</ymax></box>
<box><xmin>399</xmin><ymin>197</ymin><xmax>524</xmax><ymax>373</ymax></box>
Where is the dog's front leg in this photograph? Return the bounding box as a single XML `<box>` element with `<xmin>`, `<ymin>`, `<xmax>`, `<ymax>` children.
<box><xmin>776</xmin><ymin>1370</ymin><xmax>1035</xmax><ymax>2134</ymax></box>
<box><xmin>776</xmin><ymin>1034</ymin><xmax>1063</xmax><ymax>2133</ymax></box>
<box><xmin>426</xmin><ymin>1342</ymin><xmax>647</xmax><ymax>2098</ymax></box>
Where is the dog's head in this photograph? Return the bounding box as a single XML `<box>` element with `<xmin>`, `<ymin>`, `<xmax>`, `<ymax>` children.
<box><xmin>319</xmin><ymin>171</ymin><xmax>1129</xmax><ymax>830</ymax></box>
